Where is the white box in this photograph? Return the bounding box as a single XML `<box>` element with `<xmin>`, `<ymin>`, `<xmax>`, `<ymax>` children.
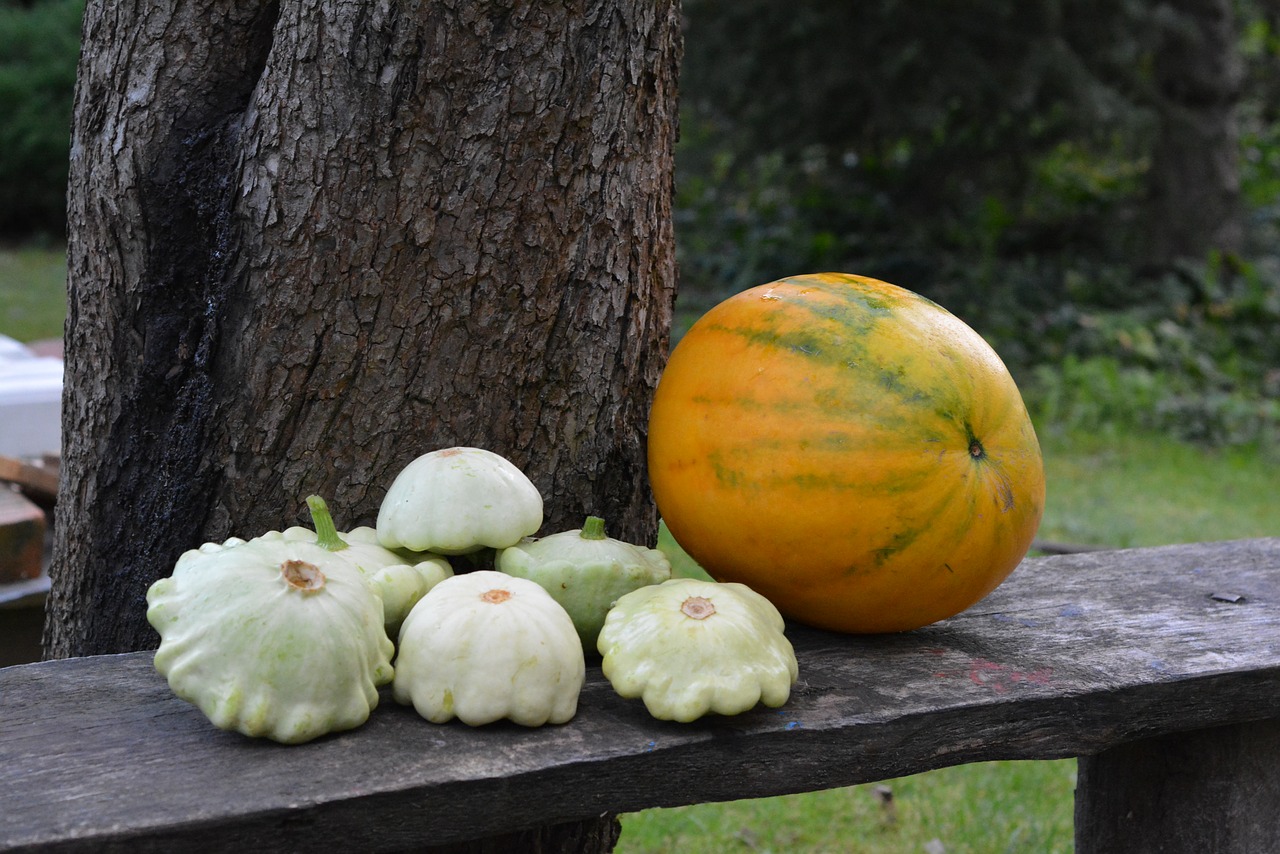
<box><xmin>0</xmin><ymin>335</ymin><xmax>63</xmax><ymax>459</ymax></box>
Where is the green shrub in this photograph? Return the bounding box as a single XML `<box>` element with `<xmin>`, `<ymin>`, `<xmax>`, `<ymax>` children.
<box><xmin>1019</xmin><ymin>257</ymin><xmax>1280</xmax><ymax>448</ymax></box>
<box><xmin>0</xmin><ymin>0</ymin><xmax>83</xmax><ymax>237</ymax></box>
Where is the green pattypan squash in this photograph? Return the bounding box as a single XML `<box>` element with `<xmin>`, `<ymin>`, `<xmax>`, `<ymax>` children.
<box><xmin>393</xmin><ymin>570</ymin><xmax>584</xmax><ymax>727</ymax></box>
<box><xmin>146</xmin><ymin>497</ymin><xmax>395</xmax><ymax>744</ymax></box>
<box><xmin>496</xmin><ymin>515</ymin><xmax>671</xmax><ymax>649</ymax></box>
<box><xmin>376</xmin><ymin>447</ymin><xmax>543</xmax><ymax>555</ymax></box>
<box><xmin>597</xmin><ymin>578</ymin><xmax>799</xmax><ymax>722</ymax></box>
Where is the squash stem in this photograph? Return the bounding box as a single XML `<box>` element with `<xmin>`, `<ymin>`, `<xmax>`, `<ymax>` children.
<box><xmin>581</xmin><ymin>515</ymin><xmax>607</xmax><ymax>540</ymax></box>
<box><xmin>306</xmin><ymin>495</ymin><xmax>349</xmax><ymax>552</ymax></box>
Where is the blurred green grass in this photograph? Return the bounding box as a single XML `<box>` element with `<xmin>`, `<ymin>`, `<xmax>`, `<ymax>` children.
<box><xmin>1036</xmin><ymin>426</ymin><xmax>1279</xmax><ymax>548</ymax></box>
<box><xmin>0</xmin><ymin>242</ymin><xmax>66</xmax><ymax>343</ymax></box>
<box><xmin>619</xmin><ymin>759</ymin><xmax>1076</xmax><ymax>853</ymax></box>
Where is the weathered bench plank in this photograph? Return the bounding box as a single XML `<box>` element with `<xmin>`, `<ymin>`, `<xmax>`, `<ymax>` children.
<box><xmin>2</xmin><ymin>538</ymin><xmax>1278</xmax><ymax>852</ymax></box>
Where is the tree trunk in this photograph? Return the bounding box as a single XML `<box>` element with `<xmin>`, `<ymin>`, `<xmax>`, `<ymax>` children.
<box><xmin>1145</xmin><ymin>0</ymin><xmax>1244</xmax><ymax>266</ymax></box>
<box><xmin>47</xmin><ymin>0</ymin><xmax>681</xmax><ymax>663</ymax></box>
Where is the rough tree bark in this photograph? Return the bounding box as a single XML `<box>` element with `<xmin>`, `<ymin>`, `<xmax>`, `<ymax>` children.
<box><xmin>1145</xmin><ymin>0</ymin><xmax>1244</xmax><ymax>266</ymax></box>
<box><xmin>46</xmin><ymin>0</ymin><xmax>682</xmax><ymax>658</ymax></box>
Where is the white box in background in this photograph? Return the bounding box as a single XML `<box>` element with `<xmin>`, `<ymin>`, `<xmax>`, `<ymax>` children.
<box><xmin>0</xmin><ymin>335</ymin><xmax>63</xmax><ymax>459</ymax></box>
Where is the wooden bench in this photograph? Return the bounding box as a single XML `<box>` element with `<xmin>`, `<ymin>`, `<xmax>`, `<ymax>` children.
<box><xmin>3</xmin><ymin>538</ymin><xmax>1278</xmax><ymax>852</ymax></box>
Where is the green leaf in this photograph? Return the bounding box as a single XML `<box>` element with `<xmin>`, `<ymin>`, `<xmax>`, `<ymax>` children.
<box><xmin>656</xmin><ymin>519</ymin><xmax>716</xmax><ymax>582</ymax></box>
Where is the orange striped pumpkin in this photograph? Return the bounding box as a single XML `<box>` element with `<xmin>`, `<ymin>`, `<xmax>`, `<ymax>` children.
<box><xmin>647</xmin><ymin>273</ymin><xmax>1045</xmax><ymax>634</ymax></box>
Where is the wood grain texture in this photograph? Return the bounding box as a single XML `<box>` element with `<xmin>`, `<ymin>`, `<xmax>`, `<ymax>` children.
<box><xmin>4</xmin><ymin>539</ymin><xmax>1279</xmax><ymax>852</ymax></box>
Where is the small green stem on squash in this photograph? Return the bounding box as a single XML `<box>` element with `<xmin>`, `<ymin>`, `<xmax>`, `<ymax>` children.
<box><xmin>306</xmin><ymin>494</ymin><xmax>349</xmax><ymax>552</ymax></box>
<box><xmin>581</xmin><ymin>516</ymin><xmax>607</xmax><ymax>540</ymax></box>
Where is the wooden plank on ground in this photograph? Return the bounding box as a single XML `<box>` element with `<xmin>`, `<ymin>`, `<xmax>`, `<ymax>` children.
<box><xmin>1</xmin><ymin>539</ymin><xmax>1278</xmax><ymax>852</ymax></box>
<box><xmin>0</xmin><ymin>455</ymin><xmax>59</xmax><ymax>503</ymax></box>
<box><xmin>0</xmin><ymin>487</ymin><xmax>45</xmax><ymax>584</ymax></box>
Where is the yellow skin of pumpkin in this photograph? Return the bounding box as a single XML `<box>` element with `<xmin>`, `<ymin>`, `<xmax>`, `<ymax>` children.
<box><xmin>647</xmin><ymin>273</ymin><xmax>1046</xmax><ymax>634</ymax></box>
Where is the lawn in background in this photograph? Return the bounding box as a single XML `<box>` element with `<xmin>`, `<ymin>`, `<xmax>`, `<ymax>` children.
<box><xmin>0</xmin><ymin>243</ymin><xmax>66</xmax><ymax>343</ymax></box>
<box><xmin>618</xmin><ymin>759</ymin><xmax>1076</xmax><ymax>853</ymax></box>
<box><xmin>1037</xmin><ymin>426</ymin><xmax>1278</xmax><ymax>548</ymax></box>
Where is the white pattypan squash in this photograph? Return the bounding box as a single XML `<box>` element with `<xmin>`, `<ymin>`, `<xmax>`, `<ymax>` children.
<box><xmin>393</xmin><ymin>570</ymin><xmax>584</xmax><ymax>727</ymax></box>
<box><xmin>273</xmin><ymin>497</ymin><xmax>453</xmax><ymax>634</ymax></box>
<box><xmin>597</xmin><ymin>578</ymin><xmax>799</xmax><ymax>722</ymax></box>
<box><xmin>496</xmin><ymin>515</ymin><xmax>671</xmax><ymax>649</ymax></box>
<box><xmin>376</xmin><ymin>447</ymin><xmax>543</xmax><ymax>555</ymax></box>
<box><xmin>146</xmin><ymin>497</ymin><xmax>395</xmax><ymax>744</ymax></box>
<box><xmin>366</xmin><ymin>560</ymin><xmax>452</xmax><ymax>637</ymax></box>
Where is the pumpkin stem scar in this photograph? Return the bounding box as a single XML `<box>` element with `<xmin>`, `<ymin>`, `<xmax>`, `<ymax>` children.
<box><xmin>481</xmin><ymin>589</ymin><xmax>512</xmax><ymax>604</ymax></box>
<box><xmin>680</xmin><ymin>596</ymin><xmax>716</xmax><ymax>620</ymax></box>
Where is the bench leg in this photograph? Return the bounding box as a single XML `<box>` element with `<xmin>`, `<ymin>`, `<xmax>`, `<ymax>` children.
<box><xmin>1074</xmin><ymin>718</ymin><xmax>1280</xmax><ymax>853</ymax></box>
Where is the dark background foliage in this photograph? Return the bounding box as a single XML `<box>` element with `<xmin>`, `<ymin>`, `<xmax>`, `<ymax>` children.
<box><xmin>673</xmin><ymin>0</ymin><xmax>1280</xmax><ymax>445</ymax></box>
<box><xmin>0</xmin><ymin>0</ymin><xmax>80</xmax><ymax>236</ymax></box>
<box><xmin>2</xmin><ymin>0</ymin><xmax>1278</xmax><ymax>445</ymax></box>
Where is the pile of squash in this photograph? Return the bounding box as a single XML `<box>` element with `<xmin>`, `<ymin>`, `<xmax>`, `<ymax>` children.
<box><xmin>147</xmin><ymin>447</ymin><xmax>798</xmax><ymax>744</ymax></box>
<box><xmin>147</xmin><ymin>273</ymin><xmax>1044</xmax><ymax>744</ymax></box>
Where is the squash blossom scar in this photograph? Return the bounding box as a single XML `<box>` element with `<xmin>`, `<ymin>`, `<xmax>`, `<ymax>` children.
<box><xmin>680</xmin><ymin>596</ymin><xmax>716</xmax><ymax>620</ymax></box>
<box><xmin>281</xmin><ymin>559</ymin><xmax>325</xmax><ymax>592</ymax></box>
